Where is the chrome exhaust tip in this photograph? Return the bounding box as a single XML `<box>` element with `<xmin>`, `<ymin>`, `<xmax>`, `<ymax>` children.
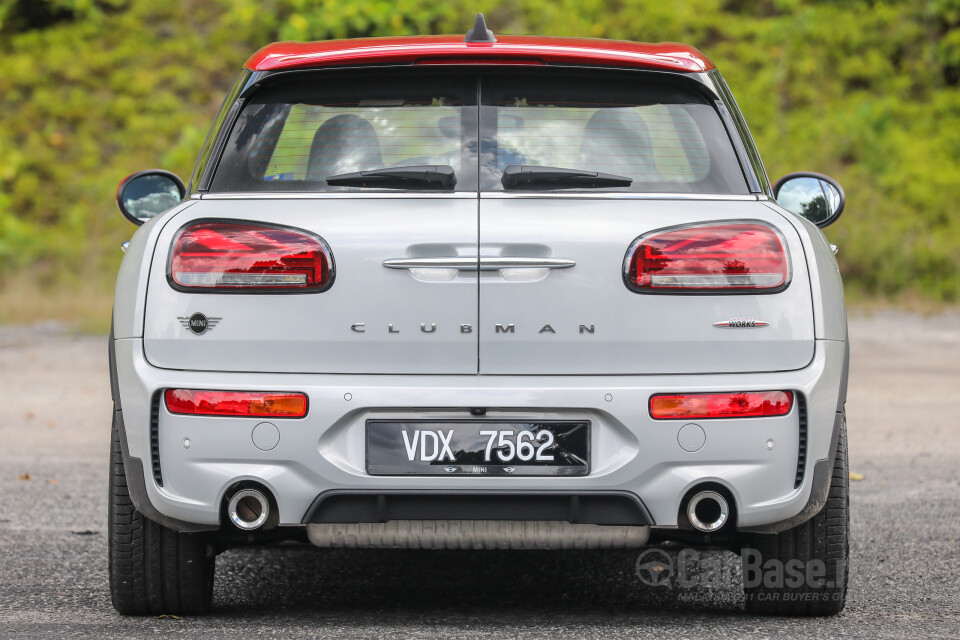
<box><xmin>686</xmin><ymin>490</ymin><xmax>729</xmax><ymax>533</ymax></box>
<box><xmin>227</xmin><ymin>488</ymin><xmax>270</xmax><ymax>531</ymax></box>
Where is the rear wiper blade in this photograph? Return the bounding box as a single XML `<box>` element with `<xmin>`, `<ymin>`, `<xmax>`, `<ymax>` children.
<box><xmin>501</xmin><ymin>165</ymin><xmax>632</xmax><ymax>190</ymax></box>
<box><xmin>325</xmin><ymin>165</ymin><xmax>456</xmax><ymax>190</ymax></box>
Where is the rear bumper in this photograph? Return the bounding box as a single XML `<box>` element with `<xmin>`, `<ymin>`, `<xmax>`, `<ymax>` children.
<box><xmin>114</xmin><ymin>337</ymin><xmax>845</xmax><ymax>533</ymax></box>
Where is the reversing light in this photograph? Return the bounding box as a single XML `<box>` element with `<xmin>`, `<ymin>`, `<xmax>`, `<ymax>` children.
<box><xmin>650</xmin><ymin>391</ymin><xmax>793</xmax><ymax>419</ymax></box>
<box><xmin>169</xmin><ymin>221</ymin><xmax>333</xmax><ymax>292</ymax></box>
<box><xmin>165</xmin><ymin>389</ymin><xmax>308</xmax><ymax>418</ymax></box>
<box><xmin>625</xmin><ymin>223</ymin><xmax>788</xmax><ymax>292</ymax></box>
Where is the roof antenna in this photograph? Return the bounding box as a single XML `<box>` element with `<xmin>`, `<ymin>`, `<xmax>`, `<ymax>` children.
<box><xmin>464</xmin><ymin>13</ymin><xmax>496</xmax><ymax>43</ymax></box>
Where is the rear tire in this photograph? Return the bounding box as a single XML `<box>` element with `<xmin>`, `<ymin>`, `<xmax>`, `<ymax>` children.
<box><xmin>108</xmin><ymin>410</ymin><xmax>215</xmax><ymax>615</ymax></box>
<box><xmin>741</xmin><ymin>413</ymin><xmax>849</xmax><ymax>615</ymax></box>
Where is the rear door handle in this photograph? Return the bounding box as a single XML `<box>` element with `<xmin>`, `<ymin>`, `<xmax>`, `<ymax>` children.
<box><xmin>383</xmin><ymin>256</ymin><xmax>575</xmax><ymax>271</ymax></box>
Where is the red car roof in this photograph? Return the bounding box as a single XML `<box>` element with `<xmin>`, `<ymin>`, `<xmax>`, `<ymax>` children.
<box><xmin>245</xmin><ymin>35</ymin><xmax>714</xmax><ymax>73</ymax></box>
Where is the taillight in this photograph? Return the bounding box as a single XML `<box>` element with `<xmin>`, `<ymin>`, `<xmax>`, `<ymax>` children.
<box><xmin>624</xmin><ymin>223</ymin><xmax>788</xmax><ymax>292</ymax></box>
<box><xmin>650</xmin><ymin>391</ymin><xmax>793</xmax><ymax>419</ymax></box>
<box><xmin>169</xmin><ymin>221</ymin><xmax>333</xmax><ymax>291</ymax></box>
<box><xmin>165</xmin><ymin>389</ymin><xmax>308</xmax><ymax>417</ymax></box>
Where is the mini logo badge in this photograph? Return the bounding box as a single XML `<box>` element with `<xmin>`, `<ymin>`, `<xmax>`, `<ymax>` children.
<box><xmin>444</xmin><ymin>466</ymin><xmax>458</xmax><ymax>473</ymax></box>
<box><xmin>178</xmin><ymin>313</ymin><xmax>221</xmax><ymax>335</ymax></box>
<box><xmin>503</xmin><ymin>467</ymin><xmax>516</xmax><ymax>474</ymax></box>
<box><xmin>713</xmin><ymin>317</ymin><xmax>769</xmax><ymax>328</ymax></box>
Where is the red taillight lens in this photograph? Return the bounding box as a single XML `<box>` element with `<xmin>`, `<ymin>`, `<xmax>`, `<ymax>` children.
<box><xmin>170</xmin><ymin>222</ymin><xmax>333</xmax><ymax>291</ymax></box>
<box><xmin>650</xmin><ymin>391</ymin><xmax>793</xmax><ymax>419</ymax></box>
<box><xmin>165</xmin><ymin>389</ymin><xmax>308</xmax><ymax>417</ymax></box>
<box><xmin>625</xmin><ymin>223</ymin><xmax>788</xmax><ymax>292</ymax></box>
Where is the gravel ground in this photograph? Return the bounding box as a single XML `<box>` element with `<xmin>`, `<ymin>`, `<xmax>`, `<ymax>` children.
<box><xmin>1</xmin><ymin>311</ymin><xmax>959</xmax><ymax>639</ymax></box>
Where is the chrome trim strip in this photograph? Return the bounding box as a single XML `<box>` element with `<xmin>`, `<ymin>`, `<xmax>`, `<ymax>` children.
<box><xmin>383</xmin><ymin>256</ymin><xmax>576</xmax><ymax>271</ymax></box>
<box><xmin>383</xmin><ymin>257</ymin><xmax>477</xmax><ymax>271</ymax></box>
<box><xmin>197</xmin><ymin>192</ymin><xmax>478</xmax><ymax>200</ymax></box>
<box><xmin>193</xmin><ymin>192</ymin><xmax>760</xmax><ymax>201</ymax></box>
<box><xmin>479</xmin><ymin>192</ymin><xmax>761</xmax><ymax>201</ymax></box>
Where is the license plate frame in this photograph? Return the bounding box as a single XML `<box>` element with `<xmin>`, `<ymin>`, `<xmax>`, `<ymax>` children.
<box><xmin>365</xmin><ymin>419</ymin><xmax>590</xmax><ymax>476</ymax></box>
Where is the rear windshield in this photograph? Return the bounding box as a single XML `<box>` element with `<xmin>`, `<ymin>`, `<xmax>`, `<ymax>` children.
<box><xmin>211</xmin><ymin>73</ymin><xmax>478</xmax><ymax>192</ymax></box>
<box><xmin>479</xmin><ymin>74</ymin><xmax>747</xmax><ymax>193</ymax></box>
<box><xmin>210</xmin><ymin>70</ymin><xmax>747</xmax><ymax>194</ymax></box>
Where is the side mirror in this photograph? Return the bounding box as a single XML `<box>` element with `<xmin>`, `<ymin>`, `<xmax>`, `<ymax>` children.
<box><xmin>116</xmin><ymin>170</ymin><xmax>186</xmax><ymax>225</ymax></box>
<box><xmin>772</xmin><ymin>172</ymin><xmax>845</xmax><ymax>228</ymax></box>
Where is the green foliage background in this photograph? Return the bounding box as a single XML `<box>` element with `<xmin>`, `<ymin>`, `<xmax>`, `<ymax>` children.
<box><xmin>1</xmin><ymin>0</ymin><xmax>959</xmax><ymax>324</ymax></box>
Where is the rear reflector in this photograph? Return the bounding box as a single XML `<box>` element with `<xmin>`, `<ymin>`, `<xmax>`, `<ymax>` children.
<box><xmin>165</xmin><ymin>389</ymin><xmax>308</xmax><ymax>417</ymax></box>
<box><xmin>625</xmin><ymin>223</ymin><xmax>788</xmax><ymax>292</ymax></box>
<box><xmin>650</xmin><ymin>391</ymin><xmax>793</xmax><ymax>419</ymax></box>
<box><xmin>170</xmin><ymin>221</ymin><xmax>333</xmax><ymax>291</ymax></box>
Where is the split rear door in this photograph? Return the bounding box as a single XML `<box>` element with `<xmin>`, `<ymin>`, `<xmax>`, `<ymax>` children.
<box><xmin>143</xmin><ymin>70</ymin><xmax>481</xmax><ymax>374</ymax></box>
<box><xmin>475</xmin><ymin>70</ymin><xmax>815</xmax><ymax>374</ymax></box>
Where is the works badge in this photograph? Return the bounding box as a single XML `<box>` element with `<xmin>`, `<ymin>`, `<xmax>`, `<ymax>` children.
<box><xmin>713</xmin><ymin>317</ymin><xmax>769</xmax><ymax>328</ymax></box>
<box><xmin>178</xmin><ymin>312</ymin><xmax>221</xmax><ymax>335</ymax></box>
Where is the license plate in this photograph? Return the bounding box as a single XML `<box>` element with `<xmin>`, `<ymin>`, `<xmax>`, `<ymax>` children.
<box><xmin>366</xmin><ymin>420</ymin><xmax>590</xmax><ymax>476</ymax></box>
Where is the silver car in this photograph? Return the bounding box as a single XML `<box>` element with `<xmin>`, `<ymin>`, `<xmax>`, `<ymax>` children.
<box><xmin>109</xmin><ymin>16</ymin><xmax>850</xmax><ymax>617</ymax></box>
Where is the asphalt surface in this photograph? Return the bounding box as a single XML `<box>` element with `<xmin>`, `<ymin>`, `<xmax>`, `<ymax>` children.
<box><xmin>1</xmin><ymin>312</ymin><xmax>959</xmax><ymax>639</ymax></box>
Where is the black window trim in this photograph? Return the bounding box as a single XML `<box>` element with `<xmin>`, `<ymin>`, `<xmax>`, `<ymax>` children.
<box><xmin>192</xmin><ymin>69</ymin><xmax>254</xmax><ymax>194</ymax></box>
<box><xmin>707</xmin><ymin>69</ymin><xmax>771</xmax><ymax>196</ymax></box>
